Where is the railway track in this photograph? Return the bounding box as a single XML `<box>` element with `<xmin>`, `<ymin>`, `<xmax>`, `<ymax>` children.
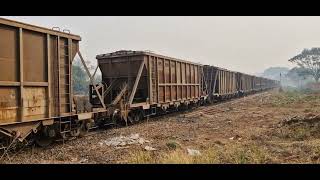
<box><xmin>179</xmin><ymin>91</ymin><xmax>270</xmax><ymax>118</ymax></box>
<box><xmin>0</xmin><ymin>19</ymin><xmax>280</xmax><ymax>159</ymax></box>
<box><xmin>0</xmin><ymin>90</ymin><xmax>272</xmax><ymax>160</ymax></box>
<box><xmin>106</xmin><ymin>90</ymin><xmax>270</xmax><ymax>128</ymax></box>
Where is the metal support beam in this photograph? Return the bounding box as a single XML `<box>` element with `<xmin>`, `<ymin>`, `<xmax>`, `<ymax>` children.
<box><xmin>163</xmin><ymin>59</ymin><xmax>166</xmax><ymax>102</ymax></box>
<box><xmin>0</xmin><ymin>82</ymin><xmax>20</xmax><ymax>86</ymax></box>
<box><xmin>57</xmin><ymin>36</ymin><xmax>61</xmax><ymax>114</ymax></box>
<box><xmin>209</xmin><ymin>68</ymin><xmax>214</xmax><ymax>95</ymax></box>
<box><xmin>47</xmin><ymin>34</ymin><xmax>51</xmax><ymax>117</ymax></box>
<box><xmin>198</xmin><ymin>66</ymin><xmax>200</xmax><ymax>97</ymax></box>
<box><xmin>128</xmin><ymin>60</ymin><xmax>145</xmax><ymax>105</ymax></box>
<box><xmin>169</xmin><ymin>59</ymin><xmax>172</xmax><ymax>102</ymax></box>
<box><xmin>147</xmin><ymin>56</ymin><xmax>152</xmax><ymax>104</ymax></box>
<box><xmin>111</xmin><ymin>83</ymin><xmax>128</xmax><ymax>106</ymax></box>
<box><xmin>78</xmin><ymin>51</ymin><xmax>106</xmax><ymax>109</ymax></box>
<box><xmin>175</xmin><ymin>61</ymin><xmax>178</xmax><ymax>100</ymax></box>
<box><xmin>68</xmin><ymin>38</ymin><xmax>72</xmax><ymax>113</ymax></box>
<box><xmin>92</xmin><ymin>65</ymin><xmax>99</xmax><ymax>83</ymax></box>
<box><xmin>156</xmin><ymin>57</ymin><xmax>159</xmax><ymax>103</ymax></box>
<box><xmin>19</xmin><ymin>28</ymin><xmax>24</xmax><ymax>122</ymax></box>
<box><xmin>212</xmin><ymin>70</ymin><xmax>218</xmax><ymax>96</ymax></box>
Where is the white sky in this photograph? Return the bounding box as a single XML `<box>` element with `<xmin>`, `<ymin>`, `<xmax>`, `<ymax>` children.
<box><xmin>2</xmin><ymin>16</ymin><xmax>318</xmax><ymax>74</ymax></box>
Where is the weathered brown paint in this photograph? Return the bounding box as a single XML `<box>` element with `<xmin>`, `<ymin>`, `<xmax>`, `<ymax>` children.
<box><xmin>96</xmin><ymin>51</ymin><xmax>204</xmax><ymax>110</ymax></box>
<box><xmin>0</xmin><ymin>18</ymin><xmax>80</xmax><ymax>126</ymax></box>
<box><xmin>0</xmin><ymin>18</ymin><xmax>81</xmax><ymax>41</ymax></box>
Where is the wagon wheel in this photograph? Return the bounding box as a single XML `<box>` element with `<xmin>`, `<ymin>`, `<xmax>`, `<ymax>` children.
<box><xmin>127</xmin><ymin>110</ymin><xmax>143</xmax><ymax>124</ymax></box>
<box><xmin>70</xmin><ymin>127</ymin><xmax>81</xmax><ymax>137</ymax></box>
<box><xmin>112</xmin><ymin>112</ymin><xmax>126</xmax><ymax>127</ymax></box>
<box><xmin>79</xmin><ymin>120</ymin><xmax>90</xmax><ymax>137</ymax></box>
<box><xmin>127</xmin><ymin>111</ymin><xmax>135</xmax><ymax>125</ymax></box>
<box><xmin>35</xmin><ymin>135</ymin><xmax>53</xmax><ymax>147</ymax></box>
<box><xmin>133</xmin><ymin>110</ymin><xmax>144</xmax><ymax>123</ymax></box>
<box><xmin>207</xmin><ymin>97</ymin><xmax>214</xmax><ymax>104</ymax></box>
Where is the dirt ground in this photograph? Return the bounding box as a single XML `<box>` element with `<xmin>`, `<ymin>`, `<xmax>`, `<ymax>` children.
<box><xmin>2</xmin><ymin>89</ymin><xmax>320</xmax><ymax>164</ymax></box>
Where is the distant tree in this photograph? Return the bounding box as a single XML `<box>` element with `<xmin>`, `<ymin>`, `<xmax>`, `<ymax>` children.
<box><xmin>72</xmin><ymin>60</ymin><xmax>103</xmax><ymax>95</ymax></box>
<box><xmin>289</xmin><ymin>48</ymin><xmax>320</xmax><ymax>82</ymax></box>
<box><xmin>262</xmin><ymin>67</ymin><xmax>290</xmax><ymax>80</ymax></box>
<box><xmin>72</xmin><ymin>65</ymin><xmax>90</xmax><ymax>95</ymax></box>
<box><xmin>95</xmin><ymin>73</ymin><xmax>102</xmax><ymax>83</ymax></box>
<box><xmin>286</xmin><ymin>67</ymin><xmax>311</xmax><ymax>82</ymax></box>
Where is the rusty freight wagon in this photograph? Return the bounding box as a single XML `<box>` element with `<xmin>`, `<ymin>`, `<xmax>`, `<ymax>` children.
<box><xmin>0</xmin><ymin>17</ymin><xmax>281</xmax><ymax>151</ymax></box>
<box><xmin>237</xmin><ymin>72</ymin><xmax>254</xmax><ymax>95</ymax></box>
<box><xmin>0</xmin><ymin>18</ymin><xmax>99</xmax><ymax>147</ymax></box>
<box><xmin>203</xmin><ymin>65</ymin><xmax>238</xmax><ymax>103</ymax></box>
<box><xmin>92</xmin><ymin>50</ymin><xmax>207</xmax><ymax>124</ymax></box>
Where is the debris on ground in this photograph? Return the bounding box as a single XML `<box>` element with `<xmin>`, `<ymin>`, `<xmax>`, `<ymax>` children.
<box><xmin>4</xmin><ymin>90</ymin><xmax>320</xmax><ymax>164</ymax></box>
<box><xmin>166</xmin><ymin>141</ymin><xmax>180</xmax><ymax>150</ymax></box>
<box><xmin>100</xmin><ymin>134</ymin><xmax>150</xmax><ymax>148</ymax></box>
<box><xmin>144</xmin><ymin>146</ymin><xmax>157</xmax><ymax>151</ymax></box>
<box><xmin>187</xmin><ymin>148</ymin><xmax>201</xmax><ymax>156</ymax></box>
<box><xmin>79</xmin><ymin>158</ymin><xmax>88</xmax><ymax>163</ymax></box>
<box><xmin>229</xmin><ymin>135</ymin><xmax>242</xmax><ymax>141</ymax></box>
<box><xmin>280</xmin><ymin>114</ymin><xmax>320</xmax><ymax>126</ymax></box>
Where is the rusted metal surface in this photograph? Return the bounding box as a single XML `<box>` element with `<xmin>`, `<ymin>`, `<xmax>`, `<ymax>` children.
<box><xmin>128</xmin><ymin>60</ymin><xmax>145</xmax><ymax>105</ymax></box>
<box><xmin>78</xmin><ymin>51</ymin><xmax>106</xmax><ymax>109</ymax></box>
<box><xmin>2</xmin><ymin>121</ymin><xmax>41</xmax><ymax>141</ymax></box>
<box><xmin>112</xmin><ymin>83</ymin><xmax>128</xmax><ymax>106</ymax></box>
<box><xmin>204</xmin><ymin>65</ymin><xmax>238</xmax><ymax>99</ymax></box>
<box><xmin>0</xmin><ymin>87</ymin><xmax>18</xmax><ymax>123</ymax></box>
<box><xmin>0</xmin><ymin>18</ymin><xmax>280</xmax><ymax>148</ymax></box>
<box><xmin>73</xmin><ymin>95</ymin><xmax>92</xmax><ymax>113</ymax></box>
<box><xmin>0</xmin><ymin>18</ymin><xmax>80</xmax><ymax>127</ymax></box>
<box><xmin>96</xmin><ymin>50</ymin><xmax>205</xmax><ymax>112</ymax></box>
<box><xmin>237</xmin><ymin>73</ymin><xmax>253</xmax><ymax>93</ymax></box>
<box><xmin>0</xmin><ymin>18</ymin><xmax>81</xmax><ymax>41</ymax></box>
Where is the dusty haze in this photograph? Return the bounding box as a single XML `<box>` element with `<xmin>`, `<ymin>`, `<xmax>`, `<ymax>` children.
<box><xmin>2</xmin><ymin>16</ymin><xmax>317</xmax><ymax>74</ymax></box>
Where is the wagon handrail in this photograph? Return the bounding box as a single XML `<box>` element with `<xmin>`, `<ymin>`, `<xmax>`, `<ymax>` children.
<box><xmin>63</xmin><ymin>29</ymin><xmax>71</xmax><ymax>34</ymax></box>
<box><xmin>52</xmin><ymin>27</ymin><xmax>60</xmax><ymax>31</ymax></box>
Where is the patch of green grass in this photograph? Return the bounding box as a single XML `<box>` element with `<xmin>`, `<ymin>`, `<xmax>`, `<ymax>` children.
<box><xmin>166</xmin><ymin>141</ymin><xmax>180</xmax><ymax>150</ymax></box>
<box><xmin>274</xmin><ymin>89</ymin><xmax>320</xmax><ymax>106</ymax></box>
<box><xmin>274</xmin><ymin>122</ymin><xmax>320</xmax><ymax>141</ymax></box>
<box><xmin>270</xmin><ymin>91</ymin><xmax>307</xmax><ymax>107</ymax></box>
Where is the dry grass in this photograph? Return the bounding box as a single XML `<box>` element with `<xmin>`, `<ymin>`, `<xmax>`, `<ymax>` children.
<box><xmin>127</xmin><ymin>151</ymin><xmax>155</xmax><ymax>164</ymax></box>
<box><xmin>4</xmin><ymin>90</ymin><xmax>320</xmax><ymax>164</ymax></box>
<box><xmin>166</xmin><ymin>141</ymin><xmax>181</xmax><ymax>150</ymax></box>
<box><xmin>127</xmin><ymin>143</ymin><xmax>272</xmax><ymax>164</ymax></box>
<box><xmin>270</xmin><ymin>90</ymin><xmax>320</xmax><ymax>108</ymax></box>
<box><xmin>270</xmin><ymin>91</ymin><xmax>304</xmax><ymax>107</ymax></box>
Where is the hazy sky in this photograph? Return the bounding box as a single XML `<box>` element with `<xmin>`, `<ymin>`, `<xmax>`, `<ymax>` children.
<box><xmin>2</xmin><ymin>16</ymin><xmax>319</xmax><ymax>74</ymax></box>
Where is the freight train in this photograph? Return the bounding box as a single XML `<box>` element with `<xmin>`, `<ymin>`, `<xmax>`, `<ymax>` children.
<box><xmin>0</xmin><ymin>18</ymin><xmax>279</xmax><ymax>149</ymax></box>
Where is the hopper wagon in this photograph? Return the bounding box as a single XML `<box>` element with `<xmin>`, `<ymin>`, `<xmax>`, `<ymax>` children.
<box><xmin>0</xmin><ymin>18</ymin><xmax>106</xmax><ymax>147</ymax></box>
<box><xmin>0</xmin><ymin>17</ymin><xmax>280</xmax><ymax>150</ymax></box>
<box><xmin>91</xmin><ymin>50</ymin><xmax>207</xmax><ymax>125</ymax></box>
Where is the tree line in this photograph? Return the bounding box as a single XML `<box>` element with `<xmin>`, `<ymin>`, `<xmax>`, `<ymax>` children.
<box><xmin>72</xmin><ymin>59</ymin><xmax>101</xmax><ymax>95</ymax></box>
